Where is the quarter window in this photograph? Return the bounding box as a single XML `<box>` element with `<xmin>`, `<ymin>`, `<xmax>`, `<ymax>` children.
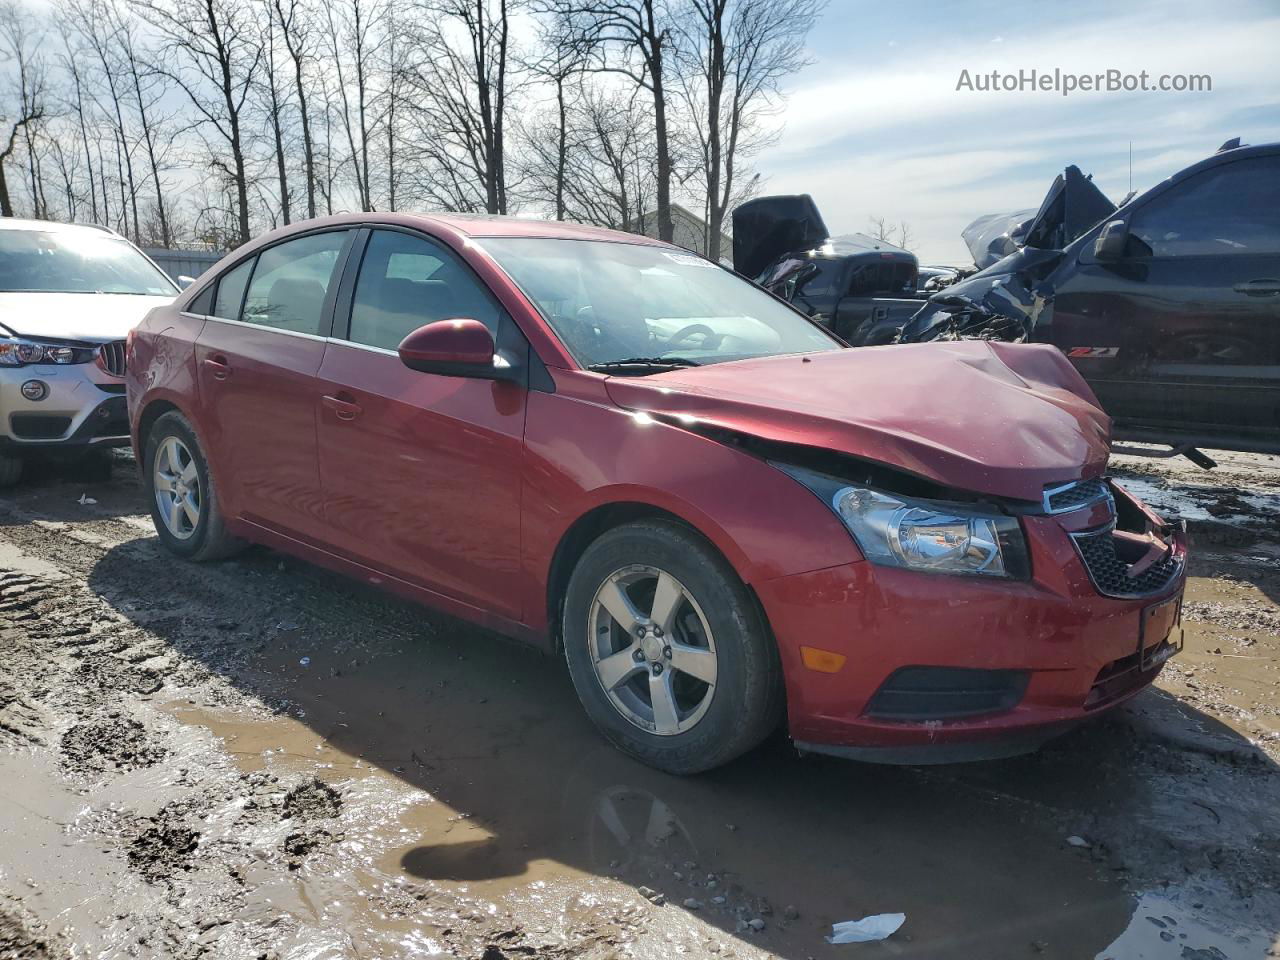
<box><xmin>1127</xmin><ymin>158</ymin><xmax>1280</xmax><ymax>257</ymax></box>
<box><xmin>241</xmin><ymin>232</ymin><xmax>348</xmax><ymax>335</ymax></box>
<box><xmin>211</xmin><ymin>258</ymin><xmax>253</xmax><ymax>320</ymax></box>
<box><xmin>347</xmin><ymin>230</ymin><xmax>501</xmax><ymax>351</ymax></box>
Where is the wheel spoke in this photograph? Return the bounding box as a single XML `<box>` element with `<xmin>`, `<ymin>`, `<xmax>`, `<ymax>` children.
<box><xmin>167</xmin><ymin>497</ymin><xmax>184</xmax><ymax>534</ymax></box>
<box><xmin>161</xmin><ymin>438</ymin><xmax>179</xmax><ymax>475</ymax></box>
<box><xmin>648</xmin><ymin>571</ymin><xmax>683</xmax><ymax>634</ymax></box>
<box><xmin>181</xmin><ymin>495</ymin><xmax>200</xmax><ymax>528</ymax></box>
<box><xmin>668</xmin><ymin>642</ymin><xmax>717</xmax><ymax>685</ymax></box>
<box><xmin>649</xmin><ymin>671</ymin><xmax>680</xmax><ymax>735</ymax></box>
<box><xmin>180</xmin><ymin>460</ymin><xmax>198</xmax><ymax>486</ymax></box>
<box><xmin>598</xmin><ymin>577</ymin><xmax>643</xmax><ymax>634</ymax></box>
<box><xmin>595</xmin><ymin>645</ymin><xmax>643</xmax><ymax>691</ymax></box>
<box><xmin>153</xmin><ymin>472</ymin><xmax>174</xmax><ymax>494</ymax></box>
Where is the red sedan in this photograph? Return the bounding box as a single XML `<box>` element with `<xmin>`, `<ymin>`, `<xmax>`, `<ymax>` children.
<box><xmin>126</xmin><ymin>214</ymin><xmax>1187</xmax><ymax>773</ymax></box>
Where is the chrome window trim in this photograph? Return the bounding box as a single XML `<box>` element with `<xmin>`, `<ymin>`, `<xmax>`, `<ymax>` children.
<box><xmin>324</xmin><ymin>337</ymin><xmax>399</xmax><ymax>357</ymax></box>
<box><xmin>202</xmin><ymin>314</ymin><xmax>329</xmax><ymax>342</ymax></box>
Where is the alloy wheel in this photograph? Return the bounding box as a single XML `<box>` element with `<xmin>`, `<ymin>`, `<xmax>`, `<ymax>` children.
<box><xmin>153</xmin><ymin>436</ymin><xmax>202</xmax><ymax>540</ymax></box>
<box><xmin>588</xmin><ymin>565</ymin><xmax>718</xmax><ymax>736</ymax></box>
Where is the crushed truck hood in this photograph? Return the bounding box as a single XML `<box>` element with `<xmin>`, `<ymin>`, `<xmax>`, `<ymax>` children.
<box><xmin>604</xmin><ymin>341</ymin><xmax>1110</xmax><ymax>503</ymax></box>
<box><xmin>961</xmin><ymin>165</ymin><xmax>1115</xmax><ymax>270</ymax></box>
<box><xmin>0</xmin><ymin>292</ymin><xmax>172</xmax><ymax>342</ymax></box>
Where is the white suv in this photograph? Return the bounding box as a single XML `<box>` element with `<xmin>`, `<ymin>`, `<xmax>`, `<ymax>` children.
<box><xmin>0</xmin><ymin>219</ymin><xmax>178</xmax><ymax>486</ymax></box>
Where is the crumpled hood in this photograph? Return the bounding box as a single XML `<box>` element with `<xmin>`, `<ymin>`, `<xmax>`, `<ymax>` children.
<box><xmin>604</xmin><ymin>341</ymin><xmax>1111</xmax><ymax>503</ymax></box>
<box><xmin>0</xmin><ymin>292</ymin><xmax>172</xmax><ymax>342</ymax></box>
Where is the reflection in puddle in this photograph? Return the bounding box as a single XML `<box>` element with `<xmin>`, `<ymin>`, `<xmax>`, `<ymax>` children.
<box><xmin>1099</xmin><ymin>891</ymin><xmax>1275</xmax><ymax>960</ymax></box>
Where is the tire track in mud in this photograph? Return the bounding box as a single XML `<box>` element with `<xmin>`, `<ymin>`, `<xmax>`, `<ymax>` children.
<box><xmin>0</xmin><ymin>506</ymin><xmax>694</xmax><ymax>960</ymax></box>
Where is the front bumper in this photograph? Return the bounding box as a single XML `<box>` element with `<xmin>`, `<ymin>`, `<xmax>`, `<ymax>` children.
<box><xmin>757</xmin><ymin>490</ymin><xmax>1187</xmax><ymax>763</ymax></box>
<box><xmin>0</xmin><ymin>363</ymin><xmax>130</xmax><ymax>452</ymax></box>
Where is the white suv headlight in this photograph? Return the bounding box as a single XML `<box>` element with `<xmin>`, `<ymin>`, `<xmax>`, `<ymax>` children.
<box><xmin>777</xmin><ymin>464</ymin><xmax>1030</xmax><ymax>579</ymax></box>
<box><xmin>0</xmin><ymin>337</ymin><xmax>94</xmax><ymax>366</ymax></box>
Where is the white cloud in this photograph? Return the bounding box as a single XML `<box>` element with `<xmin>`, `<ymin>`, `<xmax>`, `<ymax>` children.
<box><xmin>755</xmin><ymin>7</ymin><xmax>1280</xmax><ymax>263</ymax></box>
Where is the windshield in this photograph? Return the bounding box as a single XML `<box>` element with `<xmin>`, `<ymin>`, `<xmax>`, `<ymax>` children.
<box><xmin>0</xmin><ymin>229</ymin><xmax>178</xmax><ymax>295</ymax></box>
<box><xmin>477</xmin><ymin>237</ymin><xmax>840</xmax><ymax>370</ymax></box>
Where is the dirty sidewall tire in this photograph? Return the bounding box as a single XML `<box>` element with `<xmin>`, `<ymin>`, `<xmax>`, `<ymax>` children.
<box><xmin>143</xmin><ymin>412</ymin><xmax>243</xmax><ymax>562</ymax></box>
<box><xmin>563</xmin><ymin>520</ymin><xmax>782</xmax><ymax>775</ymax></box>
<box><xmin>0</xmin><ymin>453</ymin><xmax>22</xmax><ymax>488</ymax></box>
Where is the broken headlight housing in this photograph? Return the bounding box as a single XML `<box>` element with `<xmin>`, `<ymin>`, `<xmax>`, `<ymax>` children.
<box><xmin>777</xmin><ymin>464</ymin><xmax>1029</xmax><ymax>579</ymax></box>
<box><xmin>0</xmin><ymin>337</ymin><xmax>95</xmax><ymax>366</ymax></box>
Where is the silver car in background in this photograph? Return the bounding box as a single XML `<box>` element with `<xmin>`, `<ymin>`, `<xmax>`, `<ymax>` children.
<box><xmin>0</xmin><ymin>219</ymin><xmax>178</xmax><ymax>487</ymax></box>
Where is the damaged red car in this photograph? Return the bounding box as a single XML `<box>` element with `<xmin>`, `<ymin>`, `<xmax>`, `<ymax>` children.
<box><xmin>126</xmin><ymin>214</ymin><xmax>1187</xmax><ymax>773</ymax></box>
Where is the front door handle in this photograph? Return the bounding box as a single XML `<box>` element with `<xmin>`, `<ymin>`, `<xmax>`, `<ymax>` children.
<box><xmin>203</xmin><ymin>356</ymin><xmax>231</xmax><ymax>380</ymax></box>
<box><xmin>322</xmin><ymin>394</ymin><xmax>362</xmax><ymax>421</ymax></box>
<box><xmin>1234</xmin><ymin>279</ymin><xmax>1280</xmax><ymax>296</ymax></box>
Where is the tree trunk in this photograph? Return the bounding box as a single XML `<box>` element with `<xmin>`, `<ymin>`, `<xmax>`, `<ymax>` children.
<box><xmin>644</xmin><ymin>0</ymin><xmax>673</xmax><ymax>242</ymax></box>
<box><xmin>554</xmin><ymin>74</ymin><xmax>566</xmax><ymax>220</ymax></box>
<box><xmin>128</xmin><ymin>52</ymin><xmax>172</xmax><ymax>246</ymax></box>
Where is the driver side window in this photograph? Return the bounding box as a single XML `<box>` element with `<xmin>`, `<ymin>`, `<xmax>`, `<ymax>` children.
<box><xmin>347</xmin><ymin>230</ymin><xmax>502</xmax><ymax>351</ymax></box>
<box><xmin>1127</xmin><ymin>158</ymin><xmax>1280</xmax><ymax>257</ymax></box>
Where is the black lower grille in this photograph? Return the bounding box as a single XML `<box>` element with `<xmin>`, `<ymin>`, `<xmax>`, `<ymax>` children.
<box><xmin>10</xmin><ymin>414</ymin><xmax>72</xmax><ymax>439</ymax></box>
<box><xmin>1072</xmin><ymin>527</ymin><xmax>1181</xmax><ymax>598</ymax></box>
<box><xmin>87</xmin><ymin>397</ymin><xmax>128</xmax><ymax>437</ymax></box>
<box><xmin>1086</xmin><ymin>640</ymin><xmax>1173</xmax><ymax>708</ymax></box>
<box><xmin>866</xmin><ymin>667</ymin><xmax>1029</xmax><ymax>721</ymax></box>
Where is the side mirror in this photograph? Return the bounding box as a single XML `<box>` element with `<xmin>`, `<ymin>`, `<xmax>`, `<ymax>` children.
<box><xmin>1093</xmin><ymin>220</ymin><xmax>1129</xmax><ymax>261</ymax></box>
<box><xmin>177</xmin><ymin>275</ymin><xmax>196</xmax><ymax>289</ymax></box>
<box><xmin>398</xmin><ymin>318</ymin><xmax>508</xmax><ymax>379</ymax></box>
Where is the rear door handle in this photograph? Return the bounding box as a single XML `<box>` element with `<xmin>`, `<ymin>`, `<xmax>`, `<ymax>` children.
<box><xmin>322</xmin><ymin>394</ymin><xmax>362</xmax><ymax>421</ymax></box>
<box><xmin>1233</xmin><ymin>279</ymin><xmax>1280</xmax><ymax>296</ymax></box>
<box><xmin>203</xmin><ymin>356</ymin><xmax>231</xmax><ymax>380</ymax></box>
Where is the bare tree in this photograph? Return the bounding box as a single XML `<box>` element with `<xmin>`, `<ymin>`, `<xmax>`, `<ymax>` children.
<box><xmin>521</xmin><ymin>31</ymin><xmax>583</xmax><ymax>220</ymax></box>
<box><xmin>543</xmin><ymin>0</ymin><xmax>678</xmax><ymax>241</ymax></box>
<box><xmin>678</xmin><ymin>0</ymin><xmax>821</xmax><ymax>261</ymax></box>
<box><xmin>869</xmin><ymin>214</ymin><xmax>914</xmax><ymax>250</ymax></box>
<box><xmin>0</xmin><ymin>0</ymin><xmax>46</xmax><ymax>218</ymax></box>
<box><xmin>258</xmin><ymin>7</ymin><xmax>292</xmax><ymax>224</ymax></box>
<box><xmin>56</xmin><ymin>27</ymin><xmax>100</xmax><ymax>222</ymax></box>
<box><xmin>323</xmin><ymin>0</ymin><xmax>379</xmax><ymax>211</ymax></box>
<box><xmin>133</xmin><ymin>0</ymin><xmax>263</xmax><ymax>245</ymax></box>
<box><xmin>272</xmin><ymin>0</ymin><xmax>316</xmax><ymax>218</ymax></box>
<box><xmin>401</xmin><ymin>0</ymin><xmax>517</xmax><ymax>214</ymax></box>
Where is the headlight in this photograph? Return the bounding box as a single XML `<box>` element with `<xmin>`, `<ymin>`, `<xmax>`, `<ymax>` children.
<box><xmin>0</xmin><ymin>338</ymin><xmax>94</xmax><ymax>366</ymax></box>
<box><xmin>777</xmin><ymin>464</ymin><xmax>1030</xmax><ymax>579</ymax></box>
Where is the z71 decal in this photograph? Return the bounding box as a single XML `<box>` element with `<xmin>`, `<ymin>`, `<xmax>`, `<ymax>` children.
<box><xmin>1066</xmin><ymin>346</ymin><xmax>1121</xmax><ymax>358</ymax></box>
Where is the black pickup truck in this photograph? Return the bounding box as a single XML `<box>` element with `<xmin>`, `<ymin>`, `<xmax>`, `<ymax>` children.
<box><xmin>732</xmin><ymin>195</ymin><xmax>923</xmax><ymax>345</ymax></box>
<box><xmin>900</xmin><ymin>141</ymin><xmax>1280</xmax><ymax>458</ymax></box>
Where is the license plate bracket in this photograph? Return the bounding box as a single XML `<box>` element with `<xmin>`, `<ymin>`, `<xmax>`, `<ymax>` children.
<box><xmin>1140</xmin><ymin>593</ymin><xmax>1183</xmax><ymax>671</ymax></box>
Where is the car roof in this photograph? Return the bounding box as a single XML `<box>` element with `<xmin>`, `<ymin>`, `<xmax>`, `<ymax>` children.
<box><xmin>417</xmin><ymin>213</ymin><xmax>672</xmax><ymax>244</ymax></box>
<box><xmin>241</xmin><ymin>211</ymin><xmax>677</xmax><ymax>249</ymax></box>
<box><xmin>1161</xmin><ymin>140</ymin><xmax>1280</xmax><ymax>187</ymax></box>
<box><xmin>0</xmin><ymin>217</ymin><xmax>120</xmax><ymax>237</ymax></box>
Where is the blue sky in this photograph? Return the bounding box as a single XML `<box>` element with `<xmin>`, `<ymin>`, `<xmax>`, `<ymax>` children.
<box><xmin>756</xmin><ymin>0</ymin><xmax>1280</xmax><ymax>264</ymax></box>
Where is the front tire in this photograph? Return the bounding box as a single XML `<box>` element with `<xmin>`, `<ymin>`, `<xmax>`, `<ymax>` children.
<box><xmin>0</xmin><ymin>453</ymin><xmax>22</xmax><ymax>488</ymax></box>
<box><xmin>143</xmin><ymin>411</ymin><xmax>243</xmax><ymax>561</ymax></box>
<box><xmin>563</xmin><ymin>520</ymin><xmax>782</xmax><ymax>774</ymax></box>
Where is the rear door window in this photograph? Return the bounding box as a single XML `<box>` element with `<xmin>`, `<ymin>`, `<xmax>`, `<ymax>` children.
<box><xmin>211</xmin><ymin>258</ymin><xmax>254</xmax><ymax>320</ymax></box>
<box><xmin>346</xmin><ymin>230</ymin><xmax>501</xmax><ymax>351</ymax></box>
<box><xmin>1128</xmin><ymin>157</ymin><xmax>1280</xmax><ymax>257</ymax></box>
<box><xmin>241</xmin><ymin>231</ymin><xmax>349</xmax><ymax>335</ymax></box>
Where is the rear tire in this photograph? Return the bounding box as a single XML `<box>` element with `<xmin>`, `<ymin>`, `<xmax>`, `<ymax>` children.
<box><xmin>143</xmin><ymin>411</ymin><xmax>243</xmax><ymax>561</ymax></box>
<box><xmin>562</xmin><ymin>519</ymin><xmax>782</xmax><ymax>774</ymax></box>
<box><xmin>0</xmin><ymin>453</ymin><xmax>21</xmax><ymax>488</ymax></box>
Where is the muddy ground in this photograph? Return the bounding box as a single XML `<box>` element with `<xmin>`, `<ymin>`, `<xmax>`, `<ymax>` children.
<box><xmin>0</xmin><ymin>448</ymin><xmax>1277</xmax><ymax>960</ymax></box>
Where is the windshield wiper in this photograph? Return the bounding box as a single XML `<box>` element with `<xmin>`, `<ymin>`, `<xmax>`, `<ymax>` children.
<box><xmin>587</xmin><ymin>356</ymin><xmax>702</xmax><ymax>374</ymax></box>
